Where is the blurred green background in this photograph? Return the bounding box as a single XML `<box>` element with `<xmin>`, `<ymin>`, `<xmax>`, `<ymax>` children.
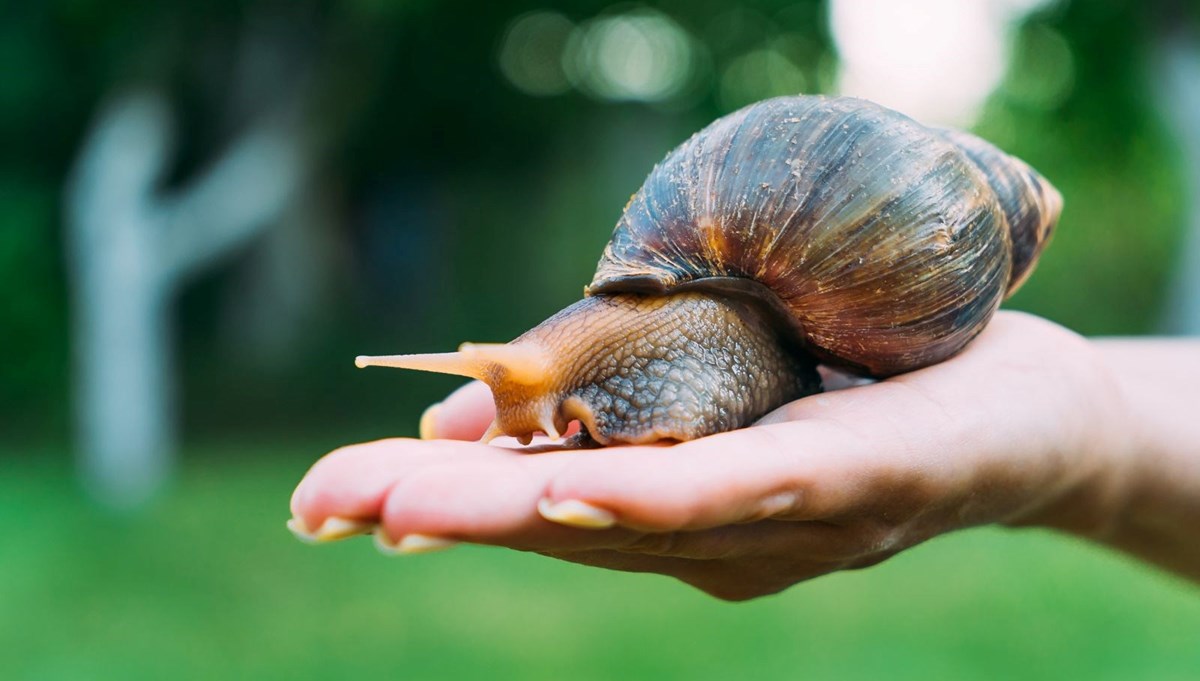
<box><xmin>3</xmin><ymin>0</ymin><xmax>1199</xmax><ymax>679</ymax></box>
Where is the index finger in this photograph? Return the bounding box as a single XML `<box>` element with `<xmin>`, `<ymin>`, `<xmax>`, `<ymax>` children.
<box><xmin>421</xmin><ymin>380</ymin><xmax>495</xmax><ymax>440</ymax></box>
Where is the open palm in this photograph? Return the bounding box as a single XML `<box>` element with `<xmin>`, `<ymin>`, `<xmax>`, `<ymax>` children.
<box><xmin>289</xmin><ymin>312</ymin><xmax>1131</xmax><ymax>600</ymax></box>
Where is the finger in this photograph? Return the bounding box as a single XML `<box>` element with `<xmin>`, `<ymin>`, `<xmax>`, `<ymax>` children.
<box><xmin>292</xmin><ymin>428</ymin><xmax>894</xmax><ymax>561</ymax></box>
<box><xmin>292</xmin><ymin>438</ymin><xmax>646</xmax><ymax>550</ymax></box>
<box><xmin>290</xmin><ymin>437</ymin><xmax>504</xmax><ymax>531</ymax></box>
<box><xmin>289</xmin><ymin>439</ymin><xmax>409</xmax><ymax>529</ymax></box>
<box><xmin>542</xmin><ymin>421</ymin><xmax>880</xmax><ymax>533</ymax></box>
<box><xmin>376</xmin><ymin>449</ymin><xmax>645</xmax><ymax>550</ymax></box>
<box><xmin>422</xmin><ymin>381</ymin><xmax>495</xmax><ymax>440</ymax></box>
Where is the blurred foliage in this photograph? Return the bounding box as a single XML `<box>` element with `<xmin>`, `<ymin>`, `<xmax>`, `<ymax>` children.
<box><xmin>0</xmin><ymin>0</ymin><xmax>1188</xmax><ymax>443</ymax></box>
<box><xmin>990</xmin><ymin>2</ymin><xmax>1187</xmax><ymax>332</ymax></box>
<box><xmin>0</xmin><ymin>0</ymin><xmax>1190</xmax><ymax>444</ymax></box>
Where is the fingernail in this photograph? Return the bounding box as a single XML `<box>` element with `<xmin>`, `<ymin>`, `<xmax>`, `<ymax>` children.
<box><xmin>374</xmin><ymin>530</ymin><xmax>459</xmax><ymax>555</ymax></box>
<box><xmin>537</xmin><ymin>498</ymin><xmax>616</xmax><ymax>529</ymax></box>
<box><xmin>419</xmin><ymin>402</ymin><xmax>442</xmax><ymax>440</ymax></box>
<box><xmin>288</xmin><ymin>515</ymin><xmax>374</xmax><ymax>543</ymax></box>
<box><xmin>286</xmin><ymin>517</ymin><xmax>314</xmax><ymax>542</ymax></box>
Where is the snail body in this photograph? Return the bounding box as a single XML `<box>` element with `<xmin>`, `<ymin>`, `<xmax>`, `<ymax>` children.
<box><xmin>358</xmin><ymin>96</ymin><xmax>1062</xmax><ymax>445</ymax></box>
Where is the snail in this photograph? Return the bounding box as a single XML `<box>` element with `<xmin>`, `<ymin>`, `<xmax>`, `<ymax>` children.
<box><xmin>356</xmin><ymin>96</ymin><xmax>1062</xmax><ymax>446</ymax></box>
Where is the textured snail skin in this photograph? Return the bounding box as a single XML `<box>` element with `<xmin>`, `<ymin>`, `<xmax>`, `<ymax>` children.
<box><xmin>491</xmin><ymin>292</ymin><xmax>820</xmax><ymax>445</ymax></box>
<box><xmin>358</xmin><ymin>95</ymin><xmax>1061</xmax><ymax>445</ymax></box>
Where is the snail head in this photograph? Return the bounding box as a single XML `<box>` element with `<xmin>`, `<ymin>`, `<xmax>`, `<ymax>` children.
<box><xmin>355</xmin><ymin>293</ymin><xmax>819</xmax><ymax>445</ymax></box>
<box><xmin>356</xmin><ymin>339</ymin><xmax>565</xmax><ymax>444</ymax></box>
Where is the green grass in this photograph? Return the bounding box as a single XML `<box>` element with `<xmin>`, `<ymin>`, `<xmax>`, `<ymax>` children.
<box><xmin>3</xmin><ymin>447</ymin><xmax>1198</xmax><ymax>681</ymax></box>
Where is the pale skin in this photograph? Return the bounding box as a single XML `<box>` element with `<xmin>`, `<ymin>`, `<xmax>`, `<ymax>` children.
<box><xmin>289</xmin><ymin>312</ymin><xmax>1200</xmax><ymax>601</ymax></box>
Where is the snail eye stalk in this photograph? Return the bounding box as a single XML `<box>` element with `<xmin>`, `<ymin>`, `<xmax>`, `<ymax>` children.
<box><xmin>355</xmin><ymin>351</ymin><xmax>483</xmax><ymax>379</ymax></box>
<box><xmin>355</xmin><ymin>342</ymin><xmax>551</xmax><ymax>386</ymax></box>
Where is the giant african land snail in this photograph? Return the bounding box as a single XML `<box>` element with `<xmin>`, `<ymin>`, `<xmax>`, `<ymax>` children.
<box><xmin>357</xmin><ymin>96</ymin><xmax>1061</xmax><ymax>446</ymax></box>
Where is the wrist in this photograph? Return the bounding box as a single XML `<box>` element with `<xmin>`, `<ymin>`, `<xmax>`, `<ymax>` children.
<box><xmin>1009</xmin><ymin>449</ymin><xmax>1135</xmax><ymax>540</ymax></box>
<box><xmin>1004</xmin><ymin>338</ymin><xmax>1140</xmax><ymax>539</ymax></box>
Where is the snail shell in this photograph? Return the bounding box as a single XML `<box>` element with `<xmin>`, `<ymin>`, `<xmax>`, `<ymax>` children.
<box><xmin>588</xmin><ymin>95</ymin><xmax>1061</xmax><ymax>376</ymax></box>
<box><xmin>357</xmin><ymin>96</ymin><xmax>1062</xmax><ymax>444</ymax></box>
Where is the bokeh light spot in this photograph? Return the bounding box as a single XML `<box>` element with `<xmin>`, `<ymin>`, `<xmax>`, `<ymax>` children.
<box><xmin>564</xmin><ymin>8</ymin><xmax>695</xmax><ymax>103</ymax></box>
<box><xmin>498</xmin><ymin>11</ymin><xmax>575</xmax><ymax>97</ymax></box>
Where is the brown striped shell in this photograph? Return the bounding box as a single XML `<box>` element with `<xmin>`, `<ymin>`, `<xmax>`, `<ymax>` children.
<box><xmin>586</xmin><ymin>96</ymin><xmax>1061</xmax><ymax>377</ymax></box>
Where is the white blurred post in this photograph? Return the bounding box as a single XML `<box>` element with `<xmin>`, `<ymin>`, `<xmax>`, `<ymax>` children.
<box><xmin>829</xmin><ymin>0</ymin><xmax>1051</xmax><ymax>127</ymax></box>
<box><xmin>1156</xmin><ymin>31</ymin><xmax>1200</xmax><ymax>335</ymax></box>
<box><xmin>65</xmin><ymin>91</ymin><xmax>307</xmax><ymax>507</ymax></box>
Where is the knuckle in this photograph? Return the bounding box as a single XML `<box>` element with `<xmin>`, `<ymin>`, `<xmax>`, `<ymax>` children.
<box><xmin>849</xmin><ymin>519</ymin><xmax>904</xmax><ymax>556</ymax></box>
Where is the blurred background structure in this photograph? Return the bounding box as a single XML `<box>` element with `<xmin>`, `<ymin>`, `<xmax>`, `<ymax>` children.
<box><xmin>3</xmin><ymin>0</ymin><xmax>1199</xmax><ymax>679</ymax></box>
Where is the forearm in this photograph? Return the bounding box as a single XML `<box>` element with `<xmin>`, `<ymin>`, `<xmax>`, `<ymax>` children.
<box><xmin>1084</xmin><ymin>338</ymin><xmax>1200</xmax><ymax>581</ymax></box>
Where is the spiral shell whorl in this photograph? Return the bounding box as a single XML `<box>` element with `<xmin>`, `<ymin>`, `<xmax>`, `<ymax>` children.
<box><xmin>938</xmin><ymin>128</ymin><xmax>1062</xmax><ymax>294</ymax></box>
<box><xmin>588</xmin><ymin>96</ymin><xmax>1059</xmax><ymax>377</ymax></box>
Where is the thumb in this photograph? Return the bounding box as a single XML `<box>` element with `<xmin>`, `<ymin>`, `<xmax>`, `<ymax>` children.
<box><xmin>420</xmin><ymin>380</ymin><xmax>495</xmax><ymax>440</ymax></box>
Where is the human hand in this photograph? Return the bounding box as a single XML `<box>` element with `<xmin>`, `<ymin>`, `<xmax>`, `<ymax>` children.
<box><xmin>289</xmin><ymin>312</ymin><xmax>1134</xmax><ymax>601</ymax></box>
